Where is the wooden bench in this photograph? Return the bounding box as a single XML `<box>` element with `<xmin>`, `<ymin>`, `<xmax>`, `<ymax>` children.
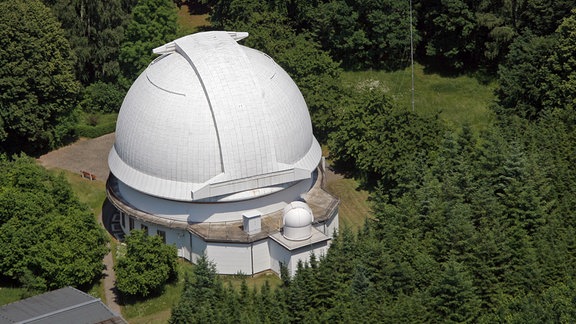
<box><xmin>81</xmin><ymin>170</ymin><xmax>96</xmax><ymax>181</ymax></box>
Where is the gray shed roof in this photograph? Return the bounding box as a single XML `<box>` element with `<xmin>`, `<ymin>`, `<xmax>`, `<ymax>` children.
<box><xmin>0</xmin><ymin>287</ymin><xmax>126</xmax><ymax>324</ymax></box>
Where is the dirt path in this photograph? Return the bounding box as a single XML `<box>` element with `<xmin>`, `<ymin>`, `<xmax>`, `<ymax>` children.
<box><xmin>38</xmin><ymin>133</ymin><xmax>115</xmax><ymax>182</ymax></box>
<box><xmin>99</xmin><ymin>200</ymin><xmax>123</xmax><ymax>317</ymax></box>
<box><xmin>102</xmin><ymin>250</ymin><xmax>121</xmax><ymax>315</ymax></box>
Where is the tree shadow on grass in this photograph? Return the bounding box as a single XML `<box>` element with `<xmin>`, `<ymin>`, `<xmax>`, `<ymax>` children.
<box><xmin>186</xmin><ymin>1</ymin><xmax>210</xmax><ymax>15</ymax></box>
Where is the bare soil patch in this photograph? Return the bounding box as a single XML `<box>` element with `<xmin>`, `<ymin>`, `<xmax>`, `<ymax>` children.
<box><xmin>37</xmin><ymin>133</ymin><xmax>115</xmax><ymax>182</ymax></box>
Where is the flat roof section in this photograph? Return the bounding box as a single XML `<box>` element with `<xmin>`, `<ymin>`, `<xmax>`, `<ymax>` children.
<box><xmin>269</xmin><ymin>227</ymin><xmax>331</xmax><ymax>251</ymax></box>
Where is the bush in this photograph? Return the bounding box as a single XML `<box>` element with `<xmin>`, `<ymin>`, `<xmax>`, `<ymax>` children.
<box><xmin>75</xmin><ymin>122</ymin><xmax>116</xmax><ymax>138</ymax></box>
<box><xmin>81</xmin><ymin>82</ymin><xmax>125</xmax><ymax>113</ymax></box>
<box><xmin>115</xmin><ymin>230</ymin><xmax>178</xmax><ymax>298</ymax></box>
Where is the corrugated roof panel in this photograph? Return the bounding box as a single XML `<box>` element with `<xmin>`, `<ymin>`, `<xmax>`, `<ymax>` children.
<box><xmin>0</xmin><ymin>287</ymin><xmax>125</xmax><ymax>324</ymax></box>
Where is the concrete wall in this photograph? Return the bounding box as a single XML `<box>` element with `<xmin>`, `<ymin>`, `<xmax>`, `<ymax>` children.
<box><xmin>189</xmin><ymin>232</ymin><xmax>207</xmax><ymax>263</ymax></box>
<box><xmin>325</xmin><ymin>209</ymin><xmax>339</xmax><ymax>237</ymax></box>
<box><xmin>269</xmin><ymin>240</ymin><xmax>292</xmax><ymax>275</ymax></box>
<box><xmin>313</xmin><ymin>209</ymin><xmax>339</xmax><ymax>238</ymax></box>
<box><xmin>269</xmin><ymin>240</ymin><xmax>330</xmax><ymax>276</ymax></box>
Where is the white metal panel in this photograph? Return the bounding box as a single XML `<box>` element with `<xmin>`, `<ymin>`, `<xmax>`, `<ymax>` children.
<box><xmin>251</xmin><ymin>240</ymin><xmax>270</xmax><ymax>274</ymax></box>
<box><xmin>109</xmin><ymin>31</ymin><xmax>321</xmax><ymax>202</ymax></box>
<box><xmin>115</xmin><ymin>177</ymin><xmax>313</xmax><ymax>223</ymax></box>
<box><xmin>190</xmin><ymin>233</ymin><xmax>207</xmax><ymax>263</ymax></box>
<box><xmin>269</xmin><ymin>239</ymin><xmax>293</xmax><ymax>275</ymax></box>
<box><xmin>207</xmin><ymin>242</ymin><xmax>252</xmax><ymax>275</ymax></box>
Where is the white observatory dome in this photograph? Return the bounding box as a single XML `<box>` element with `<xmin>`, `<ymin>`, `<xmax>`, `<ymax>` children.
<box><xmin>109</xmin><ymin>31</ymin><xmax>321</xmax><ymax>202</ymax></box>
<box><xmin>283</xmin><ymin>201</ymin><xmax>313</xmax><ymax>241</ymax></box>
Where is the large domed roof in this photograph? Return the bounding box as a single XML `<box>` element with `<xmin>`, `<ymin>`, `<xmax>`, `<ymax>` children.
<box><xmin>109</xmin><ymin>31</ymin><xmax>321</xmax><ymax>202</ymax></box>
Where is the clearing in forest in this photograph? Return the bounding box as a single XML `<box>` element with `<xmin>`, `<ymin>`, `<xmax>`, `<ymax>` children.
<box><xmin>342</xmin><ymin>64</ymin><xmax>496</xmax><ymax>132</ymax></box>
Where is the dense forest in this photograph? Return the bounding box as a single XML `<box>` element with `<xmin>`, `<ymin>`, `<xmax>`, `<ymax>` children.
<box><xmin>1</xmin><ymin>0</ymin><xmax>576</xmax><ymax>322</ymax></box>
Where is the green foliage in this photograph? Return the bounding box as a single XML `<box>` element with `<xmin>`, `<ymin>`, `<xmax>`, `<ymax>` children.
<box><xmin>120</xmin><ymin>259</ymin><xmax>193</xmax><ymax>322</ymax></box>
<box><xmin>329</xmin><ymin>88</ymin><xmax>443</xmax><ymax>195</ymax></box>
<box><xmin>0</xmin><ymin>0</ymin><xmax>81</xmax><ymax>155</ymax></box>
<box><xmin>429</xmin><ymin>259</ymin><xmax>481</xmax><ymax>322</ymax></box>
<box><xmin>311</xmin><ymin>0</ymin><xmax>417</xmax><ymax>70</ymax></box>
<box><xmin>170</xmin><ymin>255</ymin><xmax>289</xmax><ymax>324</ymax></box>
<box><xmin>0</xmin><ymin>156</ymin><xmax>108</xmax><ymax>291</ymax></box>
<box><xmin>543</xmin><ymin>9</ymin><xmax>576</xmax><ymax>115</ymax></box>
<box><xmin>415</xmin><ymin>0</ymin><xmax>573</xmax><ymax>73</ymax></box>
<box><xmin>74</xmin><ymin>123</ymin><xmax>117</xmax><ymax>139</ymax></box>
<box><xmin>307</xmin><ymin>0</ymin><xmax>369</xmax><ymax>70</ymax></box>
<box><xmin>81</xmin><ymin>81</ymin><xmax>126</xmax><ymax>113</ymax></box>
<box><xmin>495</xmin><ymin>10</ymin><xmax>576</xmax><ymax>122</ymax></box>
<box><xmin>519</xmin><ymin>0</ymin><xmax>575</xmax><ymax>36</ymax></box>
<box><xmin>74</xmin><ymin>112</ymin><xmax>117</xmax><ymax>138</ymax></box>
<box><xmin>494</xmin><ymin>33</ymin><xmax>556</xmax><ymax>120</ymax></box>
<box><xmin>202</xmin><ymin>0</ymin><xmax>269</xmax><ymax>29</ymax></box>
<box><xmin>44</xmin><ymin>0</ymin><xmax>137</xmax><ymax>85</ymax></box>
<box><xmin>418</xmin><ymin>0</ymin><xmax>480</xmax><ymax>71</ymax></box>
<box><xmin>207</xmin><ymin>0</ymin><xmax>417</xmax><ymax>71</ymax></box>
<box><xmin>482</xmin><ymin>280</ymin><xmax>576</xmax><ymax>322</ymax></box>
<box><xmin>119</xmin><ymin>0</ymin><xmax>178</xmax><ymax>82</ymax></box>
<box><xmin>169</xmin><ymin>255</ymin><xmax>222</xmax><ymax>323</ymax></box>
<box><xmin>115</xmin><ymin>229</ymin><xmax>178</xmax><ymax>297</ymax></box>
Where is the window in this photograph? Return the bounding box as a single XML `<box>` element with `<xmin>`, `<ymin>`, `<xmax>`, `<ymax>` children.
<box><xmin>141</xmin><ymin>224</ymin><xmax>148</xmax><ymax>235</ymax></box>
<box><xmin>157</xmin><ymin>230</ymin><xmax>166</xmax><ymax>243</ymax></box>
<box><xmin>129</xmin><ymin>217</ymin><xmax>134</xmax><ymax>231</ymax></box>
<box><xmin>120</xmin><ymin>212</ymin><xmax>125</xmax><ymax>227</ymax></box>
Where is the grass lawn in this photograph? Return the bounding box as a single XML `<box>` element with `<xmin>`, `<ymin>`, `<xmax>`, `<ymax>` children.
<box><xmin>177</xmin><ymin>4</ymin><xmax>209</xmax><ymax>37</ymax></box>
<box><xmin>221</xmin><ymin>271</ymin><xmax>283</xmax><ymax>291</ymax></box>
<box><xmin>331</xmin><ymin>65</ymin><xmax>496</xmax><ymax>231</ymax></box>
<box><xmin>75</xmin><ymin>112</ymin><xmax>118</xmax><ymax>139</ymax></box>
<box><xmin>0</xmin><ymin>287</ymin><xmax>28</xmax><ymax>306</ymax></box>
<box><xmin>121</xmin><ymin>260</ymin><xmax>194</xmax><ymax>323</ymax></box>
<box><xmin>81</xmin><ymin>112</ymin><xmax>118</xmax><ymax>126</ymax></box>
<box><xmin>56</xmin><ymin>168</ymin><xmax>107</xmax><ymax>216</ymax></box>
<box><xmin>342</xmin><ymin>64</ymin><xmax>496</xmax><ymax>132</ymax></box>
<box><xmin>325</xmin><ymin>177</ymin><xmax>371</xmax><ymax>232</ymax></box>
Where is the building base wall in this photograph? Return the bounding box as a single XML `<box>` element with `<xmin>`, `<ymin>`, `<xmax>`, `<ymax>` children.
<box><xmin>120</xmin><ymin>211</ymin><xmax>333</xmax><ymax>276</ymax></box>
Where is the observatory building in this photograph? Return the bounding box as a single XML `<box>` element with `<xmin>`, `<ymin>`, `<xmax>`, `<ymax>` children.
<box><xmin>106</xmin><ymin>31</ymin><xmax>339</xmax><ymax>275</ymax></box>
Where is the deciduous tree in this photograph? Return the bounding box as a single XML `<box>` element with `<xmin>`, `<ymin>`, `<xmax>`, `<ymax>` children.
<box><xmin>0</xmin><ymin>156</ymin><xmax>107</xmax><ymax>291</ymax></box>
<box><xmin>0</xmin><ymin>0</ymin><xmax>81</xmax><ymax>154</ymax></box>
<box><xmin>119</xmin><ymin>0</ymin><xmax>178</xmax><ymax>82</ymax></box>
<box><xmin>115</xmin><ymin>229</ymin><xmax>177</xmax><ymax>297</ymax></box>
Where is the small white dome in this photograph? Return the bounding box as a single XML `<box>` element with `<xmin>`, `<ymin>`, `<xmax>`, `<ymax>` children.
<box><xmin>108</xmin><ymin>31</ymin><xmax>321</xmax><ymax>202</ymax></box>
<box><xmin>283</xmin><ymin>201</ymin><xmax>313</xmax><ymax>241</ymax></box>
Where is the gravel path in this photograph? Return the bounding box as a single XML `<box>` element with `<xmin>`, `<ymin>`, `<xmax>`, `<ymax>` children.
<box><xmin>37</xmin><ymin>133</ymin><xmax>115</xmax><ymax>182</ymax></box>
